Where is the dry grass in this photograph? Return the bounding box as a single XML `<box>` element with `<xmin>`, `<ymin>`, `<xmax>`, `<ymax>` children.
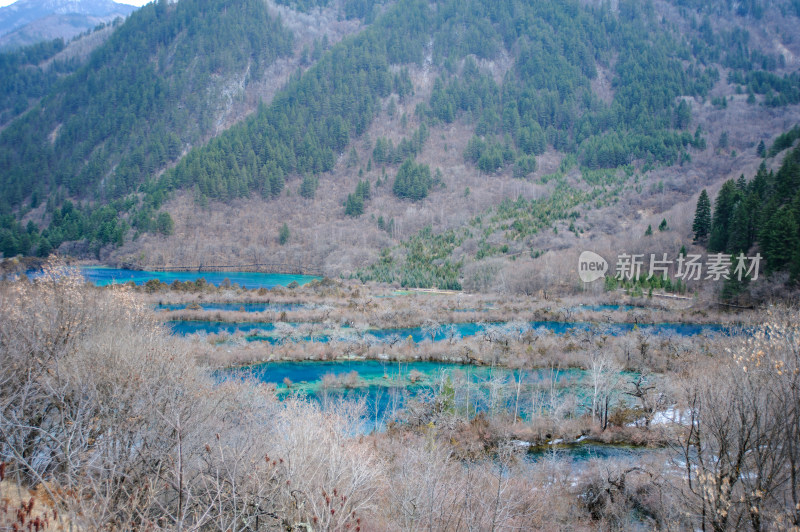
<box><xmin>0</xmin><ymin>480</ymin><xmax>68</xmax><ymax>531</ymax></box>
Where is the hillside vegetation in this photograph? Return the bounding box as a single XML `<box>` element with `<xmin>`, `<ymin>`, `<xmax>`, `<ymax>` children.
<box><xmin>0</xmin><ymin>0</ymin><xmax>293</xmax><ymax>255</ymax></box>
<box><xmin>157</xmin><ymin>0</ymin><xmax>717</xmax><ymax>204</ymax></box>
<box><xmin>694</xmin><ymin>140</ymin><xmax>800</xmax><ymax>297</ymax></box>
<box><xmin>0</xmin><ymin>0</ymin><xmax>799</xmax><ymax>297</ymax></box>
<box><xmin>0</xmin><ymin>37</ymin><xmax>79</xmax><ymax>127</ymax></box>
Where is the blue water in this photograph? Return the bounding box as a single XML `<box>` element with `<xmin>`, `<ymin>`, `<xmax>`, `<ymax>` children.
<box><xmin>169</xmin><ymin>321</ymin><xmax>277</xmax><ymax>336</ymax></box>
<box><xmin>365</xmin><ymin>321</ymin><xmax>728</xmax><ymax>341</ymax></box>
<box><xmin>156</xmin><ymin>302</ymin><xmax>308</xmax><ymax>312</ymax></box>
<box><xmin>76</xmin><ymin>267</ymin><xmax>320</xmax><ymax>289</ymax></box>
<box><xmin>172</xmin><ymin>319</ymin><xmax>731</xmax><ymax>341</ymax></box>
<box><xmin>527</xmin><ymin>442</ymin><xmax>660</xmax><ymax>463</ymax></box>
<box><xmin>222</xmin><ymin>361</ymin><xmax>453</xmax><ymax>431</ymax></box>
<box><xmin>227</xmin><ymin>358</ymin><xmax>664</xmax><ymax>461</ymax></box>
<box><xmin>167</xmin><ymin>321</ymin><xmax>331</xmax><ymax>343</ymax></box>
<box><xmin>238</xmin><ymin>360</ymin><xmax>464</xmax><ymax>386</ymax></box>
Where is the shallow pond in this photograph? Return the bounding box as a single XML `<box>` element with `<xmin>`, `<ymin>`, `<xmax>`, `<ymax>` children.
<box><xmin>527</xmin><ymin>441</ymin><xmax>660</xmax><ymax>463</ymax></box>
<box><xmin>222</xmin><ymin>360</ymin><xmax>627</xmax><ymax>431</ymax></box>
<box><xmin>223</xmin><ymin>362</ymin><xmax>664</xmax><ymax>463</ymax></box>
<box><xmin>222</xmin><ymin>360</ymin><xmax>469</xmax><ymax>431</ymax></box>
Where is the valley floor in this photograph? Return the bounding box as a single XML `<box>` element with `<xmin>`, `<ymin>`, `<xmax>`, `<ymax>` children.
<box><xmin>2</xmin><ymin>263</ymin><xmax>796</xmax><ymax>531</ymax></box>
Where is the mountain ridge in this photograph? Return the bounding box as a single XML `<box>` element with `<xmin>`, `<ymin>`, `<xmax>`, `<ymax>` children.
<box><xmin>0</xmin><ymin>0</ymin><xmax>135</xmax><ymax>49</ymax></box>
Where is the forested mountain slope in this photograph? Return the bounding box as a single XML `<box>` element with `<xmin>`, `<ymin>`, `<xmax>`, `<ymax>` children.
<box><xmin>155</xmin><ymin>0</ymin><xmax>719</xmax><ymax>205</ymax></box>
<box><xmin>694</xmin><ymin>133</ymin><xmax>800</xmax><ymax>295</ymax></box>
<box><xmin>0</xmin><ymin>37</ymin><xmax>79</xmax><ymax>127</ymax></box>
<box><xmin>1</xmin><ymin>0</ymin><xmax>799</xmax><ymax>297</ymax></box>
<box><xmin>1</xmin><ymin>0</ymin><xmax>292</xmax><ymax>206</ymax></box>
<box><xmin>0</xmin><ymin>0</ymin><xmax>298</xmax><ymax>254</ymax></box>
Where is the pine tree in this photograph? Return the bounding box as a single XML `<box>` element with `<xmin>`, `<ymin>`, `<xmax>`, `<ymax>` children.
<box><xmin>674</xmin><ymin>100</ymin><xmax>692</xmax><ymax>129</ymax></box>
<box><xmin>759</xmin><ymin>206</ymin><xmax>799</xmax><ymax>271</ymax></box>
<box><xmin>645</xmin><ymin>224</ymin><xmax>653</xmax><ymax>236</ymax></box>
<box><xmin>347</xmin><ymin>146</ymin><xmax>359</xmax><ymax>168</ymax></box>
<box><xmin>727</xmin><ymin>194</ymin><xmax>759</xmax><ymax>253</ymax></box>
<box><xmin>693</xmin><ymin>189</ymin><xmax>712</xmax><ymax>243</ymax></box>
<box><xmin>718</xmin><ymin>131</ymin><xmax>729</xmax><ymax>150</ymax></box>
<box><xmin>393</xmin><ymin>159</ymin><xmax>432</xmax><ymax>201</ymax></box>
<box><xmin>757</xmin><ymin>140</ymin><xmax>766</xmax><ymax>157</ymax></box>
<box><xmin>156</xmin><ymin>212</ymin><xmax>174</xmax><ymax>236</ymax></box>
<box><xmin>721</xmin><ymin>262</ymin><xmax>749</xmax><ymax>301</ymax></box>
<box><xmin>658</xmin><ymin>218</ymin><xmax>668</xmax><ymax>231</ymax></box>
<box><xmin>709</xmin><ymin>180</ymin><xmax>742</xmax><ymax>252</ymax></box>
<box><xmin>279</xmin><ymin>223</ymin><xmax>290</xmax><ymax>245</ymax></box>
<box><xmin>736</xmin><ymin>174</ymin><xmax>747</xmax><ymax>191</ymax></box>
<box><xmin>299</xmin><ymin>174</ymin><xmax>318</xmax><ymax>199</ymax></box>
<box><xmin>344</xmin><ymin>193</ymin><xmax>364</xmax><ymax>217</ymax></box>
<box><xmin>356</xmin><ymin>180</ymin><xmax>370</xmax><ymax>200</ymax></box>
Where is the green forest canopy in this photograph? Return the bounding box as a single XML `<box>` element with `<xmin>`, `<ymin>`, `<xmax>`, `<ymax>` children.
<box><xmin>0</xmin><ymin>0</ymin><xmax>798</xmax><ymax>258</ymax></box>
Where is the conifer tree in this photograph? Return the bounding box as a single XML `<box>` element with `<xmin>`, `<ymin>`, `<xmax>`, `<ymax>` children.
<box><xmin>693</xmin><ymin>189</ymin><xmax>712</xmax><ymax>243</ymax></box>
<box><xmin>709</xmin><ymin>180</ymin><xmax>742</xmax><ymax>252</ymax></box>
<box><xmin>736</xmin><ymin>174</ymin><xmax>747</xmax><ymax>191</ymax></box>
<box><xmin>759</xmin><ymin>206</ymin><xmax>799</xmax><ymax>271</ymax></box>
<box><xmin>299</xmin><ymin>174</ymin><xmax>318</xmax><ymax>199</ymax></box>
<box><xmin>279</xmin><ymin>223</ymin><xmax>290</xmax><ymax>245</ymax></box>
<box><xmin>344</xmin><ymin>193</ymin><xmax>364</xmax><ymax>217</ymax></box>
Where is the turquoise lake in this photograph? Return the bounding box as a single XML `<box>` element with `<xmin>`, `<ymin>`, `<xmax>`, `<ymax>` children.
<box><xmin>78</xmin><ymin>267</ymin><xmax>320</xmax><ymax>289</ymax></box>
<box><xmin>221</xmin><ymin>360</ymin><xmax>664</xmax><ymax>460</ymax></box>
<box><xmin>223</xmin><ymin>360</ymin><xmax>587</xmax><ymax>431</ymax></box>
<box><xmin>527</xmin><ymin>442</ymin><xmax>664</xmax><ymax>464</ymax></box>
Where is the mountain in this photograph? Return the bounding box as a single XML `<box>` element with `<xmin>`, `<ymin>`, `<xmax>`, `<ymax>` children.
<box><xmin>0</xmin><ymin>0</ymin><xmax>294</xmax><ymax>254</ymax></box>
<box><xmin>0</xmin><ymin>0</ymin><xmax>136</xmax><ymax>49</ymax></box>
<box><xmin>1</xmin><ymin>0</ymin><xmax>800</xmax><ymax>296</ymax></box>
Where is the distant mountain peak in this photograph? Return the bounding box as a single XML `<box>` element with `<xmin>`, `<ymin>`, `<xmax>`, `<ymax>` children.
<box><xmin>0</xmin><ymin>0</ymin><xmax>136</xmax><ymax>48</ymax></box>
<box><xmin>5</xmin><ymin>0</ymin><xmax>135</xmax><ymax>17</ymax></box>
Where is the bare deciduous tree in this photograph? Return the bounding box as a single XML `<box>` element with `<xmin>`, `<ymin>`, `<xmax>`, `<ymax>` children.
<box><xmin>676</xmin><ymin>308</ymin><xmax>800</xmax><ymax>531</ymax></box>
